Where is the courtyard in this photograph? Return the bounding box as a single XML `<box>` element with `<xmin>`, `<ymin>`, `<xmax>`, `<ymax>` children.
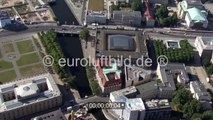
<box><xmin>0</xmin><ymin>38</ymin><xmax>46</xmax><ymax>83</ymax></box>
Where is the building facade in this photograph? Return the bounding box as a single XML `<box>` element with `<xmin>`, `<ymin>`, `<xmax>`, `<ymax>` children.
<box><xmin>125</xmin><ymin>65</ymin><xmax>151</xmax><ymax>87</ymax></box>
<box><xmin>109</xmin><ymin>87</ymin><xmax>146</xmax><ymax>120</ymax></box>
<box><xmin>0</xmin><ymin>74</ymin><xmax>62</xmax><ymax>120</ymax></box>
<box><xmin>194</xmin><ymin>36</ymin><xmax>213</xmax><ymax>62</ymax></box>
<box><xmin>112</xmin><ymin>11</ymin><xmax>142</xmax><ymax>26</ymax></box>
<box><xmin>190</xmin><ymin>81</ymin><xmax>212</xmax><ymax>110</ymax></box>
<box><xmin>86</xmin><ymin>11</ymin><xmax>107</xmax><ymax>24</ymax></box>
<box><xmin>144</xmin><ymin>99</ymin><xmax>172</xmax><ymax>120</ymax></box>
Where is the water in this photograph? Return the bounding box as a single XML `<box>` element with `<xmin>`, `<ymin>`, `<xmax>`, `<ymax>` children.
<box><xmin>57</xmin><ymin>34</ymin><xmax>92</xmax><ymax>97</ymax></box>
<box><xmin>50</xmin><ymin>0</ymin><xmax>79</xmax><ymax>25</ymax></box>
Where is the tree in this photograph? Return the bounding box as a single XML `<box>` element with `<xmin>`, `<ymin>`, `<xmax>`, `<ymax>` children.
<box><xmin>155</xmin><ymin>4</ymin><xmax>168</xmax><ymax>18</ymax></box>
<box><xmin>206</xmin><ymin>64</ymin><xmax>213</xmax><ymax>75</ymax></box>
<box><xmin>111</xmin><ymin>4</ymin><xmax>120</xmax><ymax>10</ymax></box>
<box><xmin>131</xmin><ymin>0</ymin><xmax>142</xmax><ymax>11</ymax></box>
<box><xmin>202</xmin><ymin>110</ymin><xmax>213</xmax><ymax>120</ymax></box>
<box><xmin>202</xmin><ymin>58</ymin><xmax>211</xmax><ymax>67</ymax></box>
<box><xmin>171</xmin><ymin>12</ymin><xmax>178</xmax><ymax>26</ymax></box>
<box><xmin>79</xmin><ymin>28</ymin><xmax>90</xmax><ymax>41</ymax></box>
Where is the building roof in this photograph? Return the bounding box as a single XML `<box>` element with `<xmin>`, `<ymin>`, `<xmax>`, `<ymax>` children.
<box><xmin>98</xmin><ymin>30</ymin><xmax>147</xmax><ymax>59</ymax></box>
<box><xmin>108</xmin><ymin>35</ymin><xmax>135</xmax><ymax>51</ymax></box>
<box><xmin>126</xmin><ymin>98</ymin><xmax>145</xmax><ymax>111</ymax></box>
<box><xmin>110</xmin><ymin>86</ymin><xmax>145</xmax><ymax>111</ymax></box>
<box><xmin>102</xmin><ymin>62</ymin><xmax>122</xmax><ymax>81</ymax></box>
<box><xmin>0</xmin><ymin>10</ymin><xmax>10</xmax><ymax>20</ymax></box>
<box><xmin>15</xmin><ymin>83</ymin><xmax>39</xmax><ymax>98</ymax></box>
<box><xmin>144</xmin><ymin>1</ymin><xmax>153</xmax><ymax>20</ymax></box>
<box><xmin>145</xmin><ymin>99</ymin><xmax>171</xmax><ymax>110</ymax></box>
<box><xmin>197</xmin><ymin>36</ymin><xmax>213</xmax><ymax>49</ymax></box>
<box><xmin>185</xmin><ymin>0</ymin><xmax>202</xmax><ymax>6</ymax></box>
<box><xmin>187</xmin><ymin>7</ymin><xmax>207</xmax><ymax>21</ymax></box>
<box><xmin>88</xmin><ymin>0</ymin><xmax>104</xmax><ymax>11</ymax></box>
<box><xmin>190</xmin><ymin>81</ymin><xmax>211</xmax><ymax>101</ymax></box>
<box><xmin>125</xmin><ymin>65</ymin><xmax>152</xmax><ymax>81</ymax></box>
<box><xmin>136</xmin><ymin>81</ymin><xmax>158</xmax><ymax>94</ymax></box>
<box><xmin>113</xmin><ymin>10</ymin><xmax>142</xmax><ymax>17</ymax></box>
<box><xmin>0</xmin><ymin>74</ymin><xmax>61</xmax><ymax>112</ymax></box>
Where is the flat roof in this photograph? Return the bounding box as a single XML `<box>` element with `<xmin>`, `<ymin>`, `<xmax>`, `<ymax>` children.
<box><xmin>108</xmin><ymin>35</ymin><xmax>135</xmax><ymax>51</ymax></box>
<box><xmin>145</xmin><ymin>99</ymin><xmax>171</xmax><ymax>109</ymax></box>
<box><xmin>126</xmin><ymin>98</ymin><xmax>145</xmax><ymax>110</ymax></box>
<box><xmin>0</xmin><ymin>74</ymin><xmax>61</xmax><ymax>112</ymax></box>
<box><xmin>98</xmin><ymin>30</ymin><xmax>147</xmax><ymax>59</ymax></box>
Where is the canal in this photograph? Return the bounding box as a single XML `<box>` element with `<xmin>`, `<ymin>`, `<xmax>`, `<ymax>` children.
<box><xmin>57</xmin><ymin>34</ymin><xmax>92</xmax><ymax>97</ymax></box>
<box><xmin>50</xmin><ymin>1</ymin><xmax>107</xmax><ymax>119</ymax></box>
<box><xmin>50</xmin><ymin>0</ymin><xmax>92</xmax><ymax>97</ymax></box>
<box><xmin>50</xmin><ymin>0</ymin><xmax>79</xmax><ymax>25</ymax></box>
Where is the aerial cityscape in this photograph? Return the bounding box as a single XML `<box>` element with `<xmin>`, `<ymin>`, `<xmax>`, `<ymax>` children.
<box><xmin>0</xmin><ymin>0</ymin><xmax>213</xmax><ymax>119</ymax></box>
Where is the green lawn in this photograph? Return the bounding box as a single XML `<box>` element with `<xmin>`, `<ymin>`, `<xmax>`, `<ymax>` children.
<box><xmin>0</xmin><ymin>70</ymin><xmax>16</xmax><ymax>83</ymax></box>
<box><xmin>0</xmin><ymin>60</ymin><xmax>13</xmax><ymax>71</ymax></box>
<box><xmin>19</xmin><ymin>63</ymin><xmax>45</xmax><ymax>77</ymax></box>
<box><xmin>3</xmin><ymin>43</ymin><xmax>15</xmax><ymax>53</ymax></box>
<box><xmin>88</xmin><ymin>0</ymin><xmax>104</xmax><ymax>11</ymax></box>
<box><xmin>16</xmin><ymin>53</ymin><xmax>40</xmax><ymax>66</ymax></box>
<box><xmin>16</xmin><ymin>40</ymin><xmax>35</xmax><ymax>54</ymax></box>
<box><xmin>0</xmin><ymin>51</ymin><xmax>2</xmax><ymax>58</ymax></box>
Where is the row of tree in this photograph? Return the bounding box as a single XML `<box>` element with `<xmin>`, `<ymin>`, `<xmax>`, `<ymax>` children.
<box><xmin>86</xmin><ymin>65</ymin><xmax>101</xmax><ymax>95</ymax></box>
<box><xmin>38</xmin><ymin>31</ymin><xmax>77</xmax><ymax>88</ymax></box>
<box><xmin>153</xmin><ymin>40</ymin><xmax>194</xmax><ymax>63</ymax></box>
<box><xmin>155</xmin><ymin>4</ymin><xmax>178</xmax><ymax>27</ymax></box>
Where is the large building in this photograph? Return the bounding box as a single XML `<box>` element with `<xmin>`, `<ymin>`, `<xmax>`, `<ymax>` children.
<box><xmin>95</xmin><ymin>59</ymin><xmax>122</xmax><ymax>94</ymax></box>
<box><xmin>125</xmin><ymin>65</ymin><xmax>152</xmax><ymax>87</ymax></box>
<box><xmin>156</xmin><ymin>63</ymin><xmax>189</xmax><ymax>98</ymax></box>
<box><xmin>85</xmin><ymin>11</ymin><xmax>106</xmax><ymax>24</ymax></box>
<box><xmin>144</xmin><ymin>99</ymin><xmax>172</xmax><ymax>120</ymax></box>
<box><xmin>194</xmin><ymin>36</ymin><xmax>213</xmax><ymax>62</ymax></box>
<box><xmin>178</xmin><ymin>0</ymin><xmax>204</xmax><ymax>19</ymax></box>
<box><xmin>0</xmin><ymin>10</ymin><xmax>11</xmax><ymax>28</ymax></box>
<box><xmin>0</xmin><ymin>74</ymin><xmax>62</xmax><ymax>120</ymax></box>
<box><xmin>178</xmin><ymin>0</ymin><xmax>208</xmax><ymax>28</ymax></box>
<box><xmin>111</xmin><ymin>11</ymin><xmax>142</xmax><ymax>26</ymax></box>
<box><xmin>190</xmin><ymin>81</ymin><xmax>212</xmax><ymax>110</ymax></box>
<box><xmin>97</xmin><ymin>30</ymin><xmax>148</xmax><ymax>61</ymax></box>
<box><xmin>185</xmin><ymin>7</ymin><xmax>208</xmax><ymax>28</ymax></box>
<box><xmin>109</xmin><ymin>87</ymin><xmax>146</xmax><ymax>120</ymax></box>
<box><xmin>31</xmin><ymin>109</ymin><xmax>66</xmax><ymax>120</ymax></box>
<box><xmin>109</xmin><ymin>87</ymin><xmax>173</xmax><ymax>120</ymax></box>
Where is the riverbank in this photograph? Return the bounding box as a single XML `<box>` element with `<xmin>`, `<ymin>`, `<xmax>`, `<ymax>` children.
<box><xmin>64</xmin><ymin>0</ymin><xmax>84</xmax><ymax>25</ymax></box>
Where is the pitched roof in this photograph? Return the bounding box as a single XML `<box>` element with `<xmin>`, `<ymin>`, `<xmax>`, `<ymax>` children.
<box><xmin>187</xmin><ymin>7</ymin><xmax>207</xmax><ymax>21</ymax></box>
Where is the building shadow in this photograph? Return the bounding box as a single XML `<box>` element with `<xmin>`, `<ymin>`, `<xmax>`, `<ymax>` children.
<box><xmin>4</xmin><ymin>20</ymin><xmax>28</xmax><ymax>32</ymax></box>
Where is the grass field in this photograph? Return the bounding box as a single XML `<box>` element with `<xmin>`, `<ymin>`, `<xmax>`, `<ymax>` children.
<box><xmin>88</xmin><ymin>0</ymin><xmax>104</xmax><ymax>11</ymax></box>
<box><xmin>0</xmin><ymin>70</ymin><xmax>16</xmax><ymax>83</ymax></box>
<box><xmin>0</xmin><ymin>60</ymin><xmax>13</xmax><ymax>71</ymax></box>
<box><xmin>16</xmin><ymin>40</ymin><xmax>35</xmax><ymax>54</ymax></box>
<box><xmin>0</xmin><ymin>51</ymin><xmax>2</xmax><ymax>58</ymax></box>
<box><xmin>19</xmin><ymin>63</ymin><xmax>45</xmax><ymax>77</ymax></box>
<box><xmin>3</xmin><ymin>43</ymin><xmax>15</xmax><ymax>53</ymax></box>
<box><xmin>16</xmin><ymin>53</ymin><xmax>40</xmax><ymax>66</ymax></box>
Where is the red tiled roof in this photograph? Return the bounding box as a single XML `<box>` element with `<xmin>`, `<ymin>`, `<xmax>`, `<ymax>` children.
<box><xmin>144</xmin><ymin>1</ymin><xmax>153</xmax><ymax>20</ymax></box>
